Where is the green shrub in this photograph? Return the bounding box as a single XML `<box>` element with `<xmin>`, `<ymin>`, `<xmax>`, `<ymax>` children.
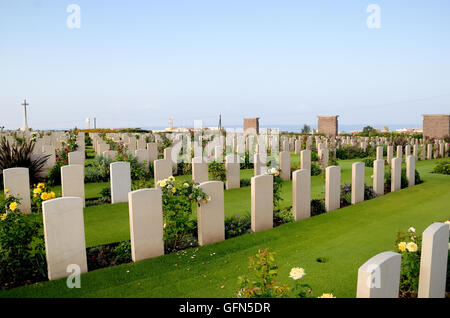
<box><xmin>395</xmin><ymin>228</ymin><xmax>422</xmax><ymax>295</ymax></box>
<box><xmin>273</xmin><ymin>207</ymin><xmax>294</xmax><ymax>226</ymax></box>
<box><xmin>431</xmin><ymin>160</ymin><xmax>450</xmax><ymax>175</ymax></box>
<box><xmin>362</xmin><ymin>157</ymin><xmax>375</xmax><ymax>168</ymax></box>
<box><xmin>240</xmin><ymin>178</ymin><xmax>251</xmax><ymax>187</ymax></box>
<box><xmin>385</xmin><ymin>168</ymin><xmax>422</xmax><ymax>190</ymax></box>
<box><xmin>311</xmin><ymin>162</ymin><xmax>322</xmax><ymax>176</ymax></box>
<box><xmin>310</xmin><ymin>199</ymin><xmax>326</xmax><ymax>216</ymax></box>
<box><xmin>225</xmin><ymin>214</ymin><xmax>252</xmax><ymax>239</ymax></box>
<box><xmin>0</xmin><ymin>137</ymin><xmax>49</xmax><ymax>185</ymax></box>
<box><xmin>209</xmin><ymin>160</ymin><xmax>226</xmax><ymax>182</ymax></box>
<box><xmin>113</xmin><ymin>241</ymin><xmax>132</xmax><ymax>263</ymax></box>
<box><xmin>0</xmin><ymin>210</ymin><xmax>47</xmax><ymax>289</ymax></box>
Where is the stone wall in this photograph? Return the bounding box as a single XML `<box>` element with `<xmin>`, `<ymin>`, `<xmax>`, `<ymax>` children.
<box><xmin>243</xmin><ymin>118</ymin><xmax>259</xmax><ymax>134</ymax></box>
<box><xmin>318</xmin><ymin>116</ymin><xmax>338</xmax><ymax>136</ymax></box>
<box><xmin>423</xmin><ymin>114</ymin><xmax>450</xmax><ymax>138</ymax></box>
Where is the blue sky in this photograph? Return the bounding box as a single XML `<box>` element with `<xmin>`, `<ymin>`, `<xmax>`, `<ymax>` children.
<box><xmin>1</xmin><ymin>0</ymin><xmax>449</xmax><ymax>130</ymax></box>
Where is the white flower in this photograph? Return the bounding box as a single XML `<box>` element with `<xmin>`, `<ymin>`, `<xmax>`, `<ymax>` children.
<box><xmin>408</xmin><ymin>227</ymin><xmax>416</xmax><ymax>233</ymax></box>
<box><xmin>289</xmin><ymin>267</ymin><xmax>305</xmax><ymax>280</ymax></box>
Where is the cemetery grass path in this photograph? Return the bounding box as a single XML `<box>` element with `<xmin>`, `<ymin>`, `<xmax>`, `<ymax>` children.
<box><xmin>1</xmin><ymin>160</ymin><xmax>449</xmax><ymax>298</ymax></box>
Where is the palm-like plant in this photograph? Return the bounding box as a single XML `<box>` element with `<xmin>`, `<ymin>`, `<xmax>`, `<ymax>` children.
<box><xmin>0</xmin><ymin>137</ymin><xmax>50</xmax><ymax>185</ymax></box>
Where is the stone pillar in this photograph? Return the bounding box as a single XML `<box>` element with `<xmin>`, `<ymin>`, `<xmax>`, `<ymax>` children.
<box><xmin>356</xmin><ymin>251</ymin><xmax>401</xmax><ymax>298</ymax></box>
<box><xmin>421</xmin><ymin>144</ymin><xmax>426</xmax><ymax>161</ymax></box>
<box><xmin>147</xmin><ymin>142</ymin><xmax>158</xmax><ymax>163</ymax></box>
<box><xmin>110</xmin><ymin>162</ymin><xmax>131</xmax><ymax>204</ymax></box>
<box><xmin>135</xmin><ymin>149</ymin><xmax>150</xmax><ymax>163</ymax></box>
<box><xmin>427</xmin><ymin>144</ymin><xmax>432</xmax><ymax>160</ymax></box>
<box><xmin>42</xmin><ymin>145</ymin><xmax>56</xmax><ymax>169</ymax></box>
<box><xmin>391</xmin><ymin>157</ymin><xmax>402</xmax><ymax>192</ymax></box>
<box><xmin>225</xmin><ymin>155</ymin><xmax>240</xmax><ymax>189</ymax></box>
<box><xmin>300</xmin><ymin>150</ymin><xmax>311</xmax><ymax>171</ymax></box>
<box><xmin>376</xmin><ymin>146</ymin><xmax>383</xmax><ymax>160</ymax></box>
<box><xmin>406</xmin><ymin>155</ymin><xmax>415</xmax><ymax>187</ymax></box>
<box><xmin>292</xmin><ymin>169</ymin><xmax>310</xmax><ymax>221</ymax></box>
<box><xmin>351</xmin><ymin>162</ymin><xmax>365</xmax><ymax>204</ymax></box>
<box><xmin>373</xmin><ymin>159</ymin><xmax>384</xmax><ymax>196</ymax></box>
<box><xmin>253</xmin><ymin>153</ymin><xmax>262</xmax><ymax>176</ymax></box>
<box><xmin>294</xmin><ymin>139</ymin><xmax>301</xmax><ymax>155</ymax></box>
<box><xmin>68</xmin><ymin>151</ymin><xmax>84</xmax><ymax>166</ymax></box>
<box><xmin>320</xmin><ymin>148</ymin><xmax>329</xmax><ymax>169</ymax></box>
<box><xmin>279</xmin><ymin>151</ymin><xmax>290</xmax><ymax>181</ymax></box>
<box><xmin>405</xmin><ymin>145</ymin><xmax>411</xmax><ymax>157</ymax></box>
<box><xmin>154</xmin><ymin>159</ymin><xmax>172</xmax><ymax>185</ymax></box>
<box><xmin>325</xmin><ymin>166</ymin><xmax>340</xmax><ymax>212</ymax></box>
<box><xmin>192</xmin><ymin>157</ymin><xmax>209</xmax><ymax>184</ymax></box>
<box><xmin>2</xmin><ymin>167</ymin><xmax>31</xmax><ymax>214</ymax></box>
<box><xmin>61</xmin><ymin>164</ymin><xmax>85</xmax><ymax>207</ymax></box>
<box><xmin>387</xmin><ymin>146</ymin><xmax>393</xmax><ymax>165</ymax></box>
<box><xmin>251</xmin><ymin>174</ymin><xmax>273</xmax><ymax>232</ymax></box>
<box><xmin>42</xmin><ymin>197</ymin><xmax>87</xmax><ymax>280</ymax></box>
<box><xmin>396</xmin><ymin>145</ymin><xmax>402</xmax><ymax>159</ymax></box>
<box><xmin>198</xmin><ymin>181</ymin><xmax>225</xmax><ymax>246</ymax></box>
<box><xmin>413</xmin><ymin>145</ymin><xmax>418</xmax><ymax>160</ymax></box>
<box><xmin>128</xmin><ymin>188</ymin><xmax>164</xmax><ymax>262</ymax></box>
<box><xmin>418</xmin><ymin>222</ymin><xmax>449</xmax><ymax>298</ymax></box>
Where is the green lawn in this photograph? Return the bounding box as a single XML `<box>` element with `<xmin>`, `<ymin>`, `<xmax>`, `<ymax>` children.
<box><xmin>1</xmin><ymin>159</ymin><xmax>448</xmax><ymax>298</ymax></box>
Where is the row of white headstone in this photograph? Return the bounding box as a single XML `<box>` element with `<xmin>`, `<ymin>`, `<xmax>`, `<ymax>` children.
<box><xmin>38</xmin><ymin>146</ymin><xmax>422</xmax><ymax>281</ymax></box>
<box><xmin>356</xmin><ymin>222</ymin><xmax>449</xmax><ymax>298</ymax></box>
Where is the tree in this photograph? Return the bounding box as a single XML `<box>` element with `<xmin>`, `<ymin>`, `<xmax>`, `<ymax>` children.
<box><xmin>301</xmin><ymin>124</ymin><xmax>311</xmax><ymax>134</ymax></box>
<box><xmin>362</xmin><ymin>125</ymin><xmax>376</xmax><ymax>134</ymax></box>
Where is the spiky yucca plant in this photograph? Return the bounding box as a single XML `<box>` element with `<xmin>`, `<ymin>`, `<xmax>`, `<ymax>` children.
<box><xmin>0</xmin><ymin>137</ymin><xmax>50</xmax><ymax>185</ymax></box>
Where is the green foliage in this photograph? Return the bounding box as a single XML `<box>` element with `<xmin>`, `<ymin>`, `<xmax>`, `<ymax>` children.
<box><xmin>340</xmin><ymin>183</ymin><xmax>377</xmax><ymax>207</ymax></box>
<box><xmin>113</xmin><ymin>241</ymin><xmax>132</xmax><ymax>263</ymax></box>
<box><xmin>310</xmin><ymin>162</ymin><xmax>322</xmax><ymax>176</ymax></box>
<box><xmin>0</xmin><ymin>210</ymin><xmax>47</xmax><ymax>289</ymax></box>
<box><xmin>209</xmin><ymin>160</ymin><xmax>226</xmax><ymax>182</ymax></box>
<box><xmin>0</xmin><ymin>137</ymin><xmax>49</xmax><ymax>185</ymax></box>
<box><xmin>273</xmin><ymin>206</ymin><xmax>294</xmax><ymax>226</ymax></box>
<box><xmin>240</xmin><ymin>178</ymin><xmax>251</xmax><ymax>187</ymax></box>
<box><xmin>431</xmin><ymin>160</ymin><xmax>450</xmax><ymax>175</ymax></box>
<box><xmin>335</xmin><ymin>145</ymin><xmax>369</xmax><ymax>160</ymax></box>
<box><xmin>310</xmin><ymin>199</ymin><xmax>326</xmax><ymax>216</ymax></box>
<box><xmin>395</xmin><ymin>228</ymin><xmax>422</xmax><ymax>295</ymax></box>
<box><xmin>267</xmin><ymin>168</ymin><xmax>283</xmax><ymax>209</ymax></box>
<box><xmin>301</xmin><ymin>124</ymin><xmax>311</xmax><ymax>134</ymax></box>
<box><xmin>84</xmin><ymin>155</ymin><xmax>113</xmax><ymax>183</ymax></box>
<box><xmin>115</xmin><ymin>153</ymin><xmax>153</xmax><ymax>181</ymax></box>
<box><xmin>385</xmin><ymin>168</ymin><xmax>422</xmax><ymax>190</ymax></box>
<box><xmin>239</xmin><ymin>152</ymin><xmax>253</xmax><ymax>170</ymax></box>
<box><xmin>158</xmin><ymin>177</ymin><xmax>209</xmax><ymax>252</ymax></box>
<box><xmin>362</xmin><ymin>157</ymin><xmax>375</xmax><ymax>168</ymax></box>
<box><xmin>225</xmin><ymin>214</ymin><xmax>252</xmax><ymax>239</ymax></box>
<box><xmin>237</xmin><ymin>249</ymin><xmax>290</xmax><ymax>298</ymax></box>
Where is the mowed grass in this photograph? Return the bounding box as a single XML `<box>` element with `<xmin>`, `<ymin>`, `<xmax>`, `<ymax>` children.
<box><xmin>1</xmin><ymin>159</ymin><xmax>449</xmax><ymax>298</ymax></box>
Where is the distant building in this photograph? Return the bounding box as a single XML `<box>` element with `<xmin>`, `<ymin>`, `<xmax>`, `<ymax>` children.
<box><xmin>318</xmin><ymin>116</ymin><xmax>338</xmax><ymax>136</ymax></box>
<box><xmin>243</xmin><ymin>118</ymin><xmax>259</xmax><ymax>134</ymax></box>
<box><xmin>423</xmin><ymin>114</ymin><xmax>450</xmax><ymax>138</ymax></box>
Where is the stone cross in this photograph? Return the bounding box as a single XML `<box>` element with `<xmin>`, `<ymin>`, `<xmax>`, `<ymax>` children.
<box><xmin>21</xmin><ymin>99</ymin><xmax>29</xmax><ymax>131</ymax></box>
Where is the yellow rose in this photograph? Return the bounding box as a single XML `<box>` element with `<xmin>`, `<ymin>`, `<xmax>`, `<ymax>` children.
<box><xmin>318</xmin><ymin>293</ymin><xmax>336</xmax><ymax>298</ymax></box>
<box><xmin>33</xmin><ymin>187</ymin><xmax>42</xmax><ymax>194</ymax></box>
<box><xmin>33</xmin><ymin>194</ymin><xmax>37</xmax><ymax>198</ymax></box>
<box><xmin>159</xmin><ymin>180</ymin><xmax>167</xmax><ymax>187</ymax></box>
<box><xmin>406</xmin><ymin>242</ymin><xmax>418</xmax><ymax>252</ymax></box>
<box><xmin>168</xmin><ymin>176</ymin><xmax>175</xmax><ymax>182</ymax></box>
<box><xmin>38</xmin><ymin>183</ymin><xmax>45</xmax><ymax>188</ymax></box>
<box><xmin>9</xmin><ymin>201</ymin><xmax>18</xmax><ymax>212</ymax></box>
<box><xmin>398</xmin><ymin>242</ymin><xmax>407</xmax><ymax>252</ymax></box>
<box><xmin>172</xmin><ymin>187</ymin><xmax>177</xmax><ymax>193</ymax></box>
<box><xmin>289</xmin><ymin>267</ymin><xmax>305</xmax><ymax>280</ymax></box>
<box><xmin>41</xmin><ymin>192</ymin><xmax>49</xmax><ymax>201</ymax></box>
<box><xmin>4</xmin><ymin>189</ymin><xmax>9</xmax><ymax>193</ymax></box>
<box><xmin>0</xmin><ymin>213</ymin><xmax>7</xmax><ymax>221</ymax></box>
<box><xmin>183</xmin><ymin>183</ymin><xmax>189</xmax><ymax>188</ymax></box>
<box><xmin>50</xmin><ymin>192</ymin><xmax>56</xmax><ymax>198</ymax></box>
